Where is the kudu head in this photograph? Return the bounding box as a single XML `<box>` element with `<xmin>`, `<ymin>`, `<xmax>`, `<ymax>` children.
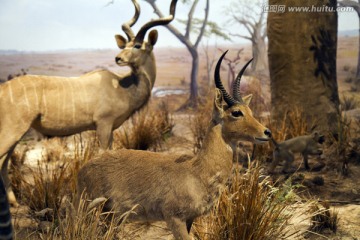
<box><xmin>213</xmin><ymin>50</ymin><xmax>272</xmax><ymax>144</ymax></box>
<box><xmin>114</xmin><ymin>0</ymin><xmax>177</xmax><ymax>67</ymax></box>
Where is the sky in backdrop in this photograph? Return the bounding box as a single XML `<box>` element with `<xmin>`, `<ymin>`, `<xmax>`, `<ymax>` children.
<box><xmin>0</xmin><ymin>0</ymin><xmax>358</xmax><ymax>51</ymax></box>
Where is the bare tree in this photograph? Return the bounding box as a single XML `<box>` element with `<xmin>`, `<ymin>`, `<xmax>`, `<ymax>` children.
<box><xmin>228</xmin><ymin>0</ymin><xmax>267</xmax><ymax>73</ymax></box>
<box><xmin>144</xmin><ymin>0</ymin><xmax>228</xmax><ymax>108</ymax></box>
<box><xmin>339</xmin><ymin>0</ymin><xmax>360</xmax><ymax>80</ymax></box>
<box><xmin>218</xmin><ymin>48</ymin><xmax>244</xmax><ymax>90</ymax></box>
<box><xmin>202</xmin><ymin>39</ymin><xmax>217</xmax><ymax>87</ymax></box>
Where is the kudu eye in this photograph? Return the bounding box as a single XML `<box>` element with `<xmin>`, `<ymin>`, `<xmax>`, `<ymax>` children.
<box><xmin>231</xmin><ymin>110</ymin><xmax>243</xmax><ymax>118</ymax></box>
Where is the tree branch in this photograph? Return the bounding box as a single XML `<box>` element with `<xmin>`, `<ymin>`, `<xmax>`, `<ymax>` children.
<box><xmin>339</xmin><ymin>0</ymin><xmax>360</xmax><ymax>15</ymax></box>
<box><xmin>230</xmin><ymin>33</ymin><xmax>252</xmax><ymax>41</ymax></box>
<box><xmin>104</xmin><ymin>0</ymin><xmax>115</xmax><ymax>7</ymax></box>
<box><xmin>194</xmin><ymin>0</ymin><xmax>209</xmax><ymax>48</ymax></box>
<box><xmin>143</xmin><ymin>0</ymin><xmax>194</xmax><ymax>52</ymax></box>
<box><xmin>185</xmin><ymin>0</ymin><xmax>199</xmax><ymax>40</ymax></box>
<box><xmin>232</xmin><ymin>15</ymin><xmax>254</xmax><ymax>37</ymax></box>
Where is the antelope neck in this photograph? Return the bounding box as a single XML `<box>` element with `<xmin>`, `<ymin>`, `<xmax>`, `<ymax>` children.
<box><xmin>192</xmin><ymin>123</ymin><xmax>234</xmax><ymax>185</ymax></box>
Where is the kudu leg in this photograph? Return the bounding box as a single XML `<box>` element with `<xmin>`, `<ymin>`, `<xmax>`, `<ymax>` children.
<box><xmin>0</xmin><ymin>145</ymin><xmax>17</xmax><ymax>207</ymax></box>
<box><xmin>96</xmin><ymin>121</ymin><xmax>114</xmax><ymax>149</ymax></box>
<box><xmin>166</xmin><ymin>217</ymin><xmax>191</xmax><ymax>240</ymax></box>
<box><xmin>0</xmin><ymin>122</ymin><xmax>32</xmax><ymax>206</ymax></box>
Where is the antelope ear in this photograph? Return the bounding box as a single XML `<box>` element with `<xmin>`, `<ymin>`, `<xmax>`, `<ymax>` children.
<box><xmin>115</xmin><ymin>34</ymin><xmax>127</xmax><ymax>49</ymax></box>
<box><xmin>213</xmin><ymin>88</ymin><xmax>224</xmax><ymax>121</ymax></box>
<box><xmin>148</xmin><ymin>30</ymin><xmax>158</xmax><ymax>46</ymax></box>
<box><xmin>312</xmin><ymin>131</ymin><xmax>319</xmax><ymax>140</ymax></box>
<box><xmin>242</xmin><ymin>94</ymin><xmax>253</xmax><ymax>106</ymax></box>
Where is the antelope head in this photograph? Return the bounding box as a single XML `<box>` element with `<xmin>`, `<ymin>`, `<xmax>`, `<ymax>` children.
<box><xmin>214</xmin><ymin>50</ymin><xmax>272</xmax><ymax>145</ymax></box>
<box><xmin>114</xmin><ymin>0</ymin><xmax>177</xmax><ymax>68</ymax></box>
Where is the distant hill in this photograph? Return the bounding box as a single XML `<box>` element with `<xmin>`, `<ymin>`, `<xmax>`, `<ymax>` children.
<box><xmin>0</xmin><ymin>48</ymin><xmax>109</xmax><ymax>55</ymax></box>
<box><xmin>339</xmin><ymin>29</ymin><xmax>359</xmax><ymax>37</ymax></box>
<box><xmin>0</xmin><ymin>49</ymin><xmax>23</xmax><ymax>55</ymax></box>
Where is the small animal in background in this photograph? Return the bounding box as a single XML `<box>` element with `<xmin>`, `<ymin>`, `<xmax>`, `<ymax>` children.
<box><xmin>268</xmin><ymin>132</ymin><xmax>325</xmax><ymax>173</ymax></box>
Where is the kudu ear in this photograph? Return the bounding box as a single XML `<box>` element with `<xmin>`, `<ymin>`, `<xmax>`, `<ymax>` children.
<box><xmin>115</xmin><ymin>34</ymin><xmax>127</xmax><ymax>49</ymax></box>
<box><xmin>242</xmin><ymin>94</ymin><xmax>253</xmax><ymax>106</ymax></box>
<box><xmin>148</xmin><ymin>30</ymin><xmax>158</xmax><ymax>46</ymax></box>
<box><xmin>213</xmin><ymin>88</ymin><xmax>224</xmax><ymax>121</ymax></box>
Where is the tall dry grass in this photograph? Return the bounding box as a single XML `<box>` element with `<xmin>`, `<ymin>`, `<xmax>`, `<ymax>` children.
<box><xmin>51</xmin><ymin>193</ymin><xmax>135</xmax><ymax>240</ymax></box>
<box><xmin>340</xmin><ymin>94</ymin><xmax>359</xmax><ymax>111</ymax></box>
<box><xmin>10</xmin><ymin>138</ymin><xmax>114</xmax><ymax>239</ymax></box>
<box><xmin>308</xmin><ymin>201</ymin><xmax>338</xmax><ymax>234</ymax></box>
<box><xmin>194</xmin><ymin>163</ymin><xmax>293</xmax><ymax>240</ymax></box>
<box><xmin>115</xmin><ymin>101</ymin><xmax>174</xmax><ymax>151</ymax></box>
<box><xmin>326</xmin><ymin>111</ymin><xmax>352</xmax><ymax>175</ymax></box>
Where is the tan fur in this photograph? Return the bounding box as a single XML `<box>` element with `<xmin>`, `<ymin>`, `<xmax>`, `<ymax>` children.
<box><xmin>269</xmin><ymin>132</ymin><xmax>324</xmax><ymax>173</ymax></box>
<box><xmin>77</xmin><ymin>89</ymin><xmax>271</xmax><ymax>240</ymax></box>
<box><xmin>0</xmin><ymin>1</ymin><xmax>175</xmax><ymax>205</ymax></box>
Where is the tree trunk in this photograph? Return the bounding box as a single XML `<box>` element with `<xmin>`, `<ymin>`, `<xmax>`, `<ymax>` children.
<box><xmin>357</xmin><ymin>9</ymin><xmax>360</xmax><ymax>80</ymax></box>
<box><xmin>189</xmin><ymin>49</ymin><xmax>199</xmax><ymax>107</ymax></box>
<box><xmin>252</xmin><ymin>21</ymin><xmax>267</xmax><ymax>72</ymax></box>
<box><xmin>268</xmin><ymin>0</ymin><xmax>339</xmax><ymax>132</ymax></box>
<box><xmin>251</xmin><ymin>36</ymin><xmax>267</xmax><ymax>72</ymax></box>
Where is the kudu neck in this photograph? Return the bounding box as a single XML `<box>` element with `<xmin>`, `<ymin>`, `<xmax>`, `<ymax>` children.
<box><xmin>130</xmin><ymin>52</ymin><xmax>156</xmax><ymax>89</ymax></box>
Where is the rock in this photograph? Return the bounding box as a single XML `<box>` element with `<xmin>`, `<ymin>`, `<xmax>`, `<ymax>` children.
<box><xmin>311</xmin><ymin>162</ymin><xmax>326</xmax><ymax>172</ymax></box>
<box><xmin>38</xmin><ymin>221</ymin><xmax>52</xmax><ymax>233</ymax></box>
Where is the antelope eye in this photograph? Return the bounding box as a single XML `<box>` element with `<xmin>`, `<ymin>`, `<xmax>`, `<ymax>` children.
<box><xmin>133</xmin><ymin>44</ymin><xmax>141</xmax><ymax>49</ymax></box>
<box><xmin>231</xmin><ymin>110</ymin><xmax>243</xmax><ymax>118</ymax></box>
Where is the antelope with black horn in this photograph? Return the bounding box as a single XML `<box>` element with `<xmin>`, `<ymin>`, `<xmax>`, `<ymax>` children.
<box><xmin>76</xmin><ymin>50</ymin><xmax>272</xmax><ymax>240</ymax></box>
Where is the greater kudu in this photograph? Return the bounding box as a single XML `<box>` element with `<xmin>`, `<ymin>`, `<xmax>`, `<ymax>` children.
<box><xmin>77</xmin><ymin>51</ymin><xmax>272</xmax><ymax>240</ymax></box>
<box><xmin>0</xmin><ymin>0</ymin><xmax>178</xmax><ymax>205</ymax></box>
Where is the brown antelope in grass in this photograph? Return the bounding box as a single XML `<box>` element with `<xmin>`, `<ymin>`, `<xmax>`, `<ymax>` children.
<box><xmin>77</xmin><ymin>51</ymin><xmax>272</xmax><ymax>240</ymax></box>
<box><xmin>0</xmin><ymin>0</ymin><xmax>178</xmax><ymax>206</ymax></box>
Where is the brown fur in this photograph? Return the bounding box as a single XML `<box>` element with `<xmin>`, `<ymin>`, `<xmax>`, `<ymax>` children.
<box><xmin>269</xmin><ymin>132</ymin><xmax>324</xmax><ymax>173</ymax></box>
<box><xmin>77</xmin><ymin>89</ymin><xmax>271</xmax><ymax>240</ymax></box>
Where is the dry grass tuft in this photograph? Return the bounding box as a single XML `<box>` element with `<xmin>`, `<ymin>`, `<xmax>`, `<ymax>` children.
<box><xmin>194</xmin><ymin>163</ymin><xmax>292</xmax><ymax>240</ymax></box>
<box><xmin>17</xmin><ymin>162</ymin><xmax>70</xmax><ymax>213</ymax></box>
<box><xmin>272</xmin><ymin>107</ymin><xmax>311</xmax><ymax>142</ymax></box>
<box><xmin>50</xmin><ymin>193</ymin><xmax>133</xmax><ymax>240</ymax></box>
<box><xmin>327</xmin><ymin>112</ymin><xmax>352</xmax><ymax>175</ymax></box>
<box><xmin>341</xmin><ymin>95</ymin><xmax>359</xmax><ymax>111</ymax></box>
<box><xmin>11</xmin><ymin>139</ymin><xmax>96</xmax><ymax>214</ymax></box>
<box><xmin>309</xmin><ymin>201</ymin><xmax>338</xmax><ymax>234</ymax></box>
<box><xmin>115</xmin><ymin>101</ymin><xmax>174</xmax><ymax>151</ymax></box>
<box><xmin>10</xmin><ymin>138</ymin><xmax>98</xmax><ymax>240</ymax></box>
